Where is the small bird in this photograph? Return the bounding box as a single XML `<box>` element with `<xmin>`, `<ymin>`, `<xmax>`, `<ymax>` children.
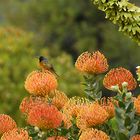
<box><xmin>39</xmin><ymin>56</ymin><xmax>59</xmax><ymax>77</ymax></box>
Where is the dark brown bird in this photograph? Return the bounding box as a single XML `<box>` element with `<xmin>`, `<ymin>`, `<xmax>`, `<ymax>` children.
<box><xmin>39</xmin><ymin>56</ymin><xmax>59</xmax><ymax>77</ymax></box>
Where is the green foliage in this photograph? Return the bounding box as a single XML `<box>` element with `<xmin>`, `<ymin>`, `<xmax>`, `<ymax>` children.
<box><xmin>1</xmin><ymin>0</ymin><xmax>98</xmax><ymax>52</ymax></box>
<box><xmin>1</xmin><ymin>0</ymin><xmax>140</xmax><ymax>72</ymax></box>
<box><xmin>26</xmin><ymin>126</ymin><xmax>41</xmax><ymax>140</ymax></box>
<box><xmin>0</xmin><ymin>26</ymin><xmax>36</xmax><ymax>125</ymax></box>
<box><xmin>50</xmin><ymin>52</ymin><xmax>83</xmax><ymax>97</ymax></box>
<box><xmin>0</xmin><ymin>0</ymin><xmax>140</xmax><ymax>134</ymax></box>
<box><xmin>83</xmin><ymin>74</ymin><xmax>103</xmax><ymax>101</ymax></box>
<box><xmin>81</xmin><ymin>70</ymin><xmax>140</xmax><ymax>139</ymax></box>
<box><xmin>99</xmin><ymin>23</ymin><xmax>140</xmax><ymax>69</ymax></box>
<box><xmin>26</xmin><ymin>120</ymin><xmax>79</xmax><ymax>140</ymax></box>
<box><xmin>137</xmin><ymin>73</ymin><xmax>140</xmax><ymax>81</ymax></box>
<box><xmin>92</xmin><ymin>0</ymin><xmax>140</xmax><ymax>45</ymax></box>
<box><xmin>136</xmin><ymin>67</ymin><xmax>140</xmax><ymax>81</ymax></box>
<box><xmin>0</xmin><ymin>26</ymin><xmax>83</xmax><ymax>127</ymax></box>
<box><xmin>109</xmin><ymin>87</ymin><xmax>138</xmax><ymax>139</ymax></box>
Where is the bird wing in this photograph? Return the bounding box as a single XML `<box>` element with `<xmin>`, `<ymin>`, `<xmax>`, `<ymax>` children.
<box><xmin>49</xmin><ymin>64</ymin><xmax>59</xmax><ymax>77</ymax></box>
<box><xmin>43</xmin><ymin>58</ymin><xmax>48</xmax><ymax>64</ymax></box>
<box><xmin>49</xmin><ymin>64</ymin><xmax>56</xmax><ymax>72</ymax></box>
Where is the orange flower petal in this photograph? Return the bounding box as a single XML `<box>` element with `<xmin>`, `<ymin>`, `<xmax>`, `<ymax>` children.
<box><xmin>79</xmin><ymin>128</ymin><xmax>110</xmax><ymax>140</ymax></box>
<box><xmin>20</xmin><ymin>96</ymin><xmax>46</xmax><ymax>114</ymax></box>
<box><xmin>103</xmin><ymin>67</ymin><xmax>137</xmax><ymax>91</ymax></box>
<box><xmin>131</xmin><ymin>134</ymin><xmax>140</xmax><ymax>140</ymax></box>
<box><xmin>25</xmin><ymin>70</ymin><xmax>58</xmax><ymax>96</ymax></box>
<box><xmin>0</xmin><ymin>114</ymin><xmax>17</xmax><ymax>135</ymax></box>
<box><xmin>134</xmin><ymin>95</ymin><xmax>140</xmax><ymax>115</ymax></box>
<box><xmin>76</xmin><ymin>103</ymin><xmax>108</xmax><ymax>130</ymax></box>
<box><xmin>1</xmin><ymin>128</ymin><xmax>32</xmax><ymax>140</ymax></box>
<box><xmin>75</xmin><ymin>51</ymin><xmax>108</xmax><ymax>74</ymax></box>
<box><xmin>62</xmin><ymin>97</ymin><xmax>89</xmax><ymax>117</ymax></box>
<box><xmin>27</xmin><ymin>104</ymin><xmax>62</xmax><ymax>129</ymax></box>
<box><xmin>100</xmin><ymin>97</ymin><xmax>117</xmax><ymax>119</ymax></box>
<box><xmin>47</xmin><ymin>90</ymin><xmax>69</xmax><ymax>110</ymax></box>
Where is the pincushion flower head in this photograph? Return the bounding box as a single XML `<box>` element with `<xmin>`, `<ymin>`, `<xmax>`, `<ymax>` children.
<box><xmin>47</xmin><ymin>90</ymin><xmax>69</xmax><ymax>110</ymax></box>
<box><xmin>1</xmin><ymin>128</ymin><xmax>32</xmax><ymax>140</ymax></box>
<box><xmin>134</xmin><ymin>95</ymin><xmax>140</xmax><ymax>115</ymax></box>
<box><xmin>0</xmin><ymin>114</ymin><xmax>17</xmax><ymax>135</ymax></box>
<box><xmin>75</xmin><ymin>51</ymin><xmax>109</xmax><ymax>74</ymax></box>
<box><xmin>103</xmin><ymin>67</ymin><xmax>137</xmax><ymax>91</ymax></box>
<box><xmin>100</xmin><ymin>97</ymin><xmax>117</xmax><ymax>118</ymax></box>
<box><xmin>76</xmin><ymin>103</ymin><xmax>108</xmax><ymax>130</ymax></box>
<box><xmin>25</xmin><ymin>70</ymin><xmax>58</xmax><ymax>96</ymax></box>
<box><xmin>27</xmin><ymin>103</ymin><xmax>62</xmax><ymax>129</ymax></box>
<box><xmin>131</xmin><ymin>134</ymin><xmax>140</xmax><ymax>140</ymax></box>
<box><xmin>62</xmin><ymin>97</ymin><xmax>90</xmax><ymax>117</ymax></box>
<box><xmin>20</xmin><ymin>96</ymin><xmax>46</xmax><ymax>114</ymax></box>
<box><xmin>79</xmin><ymin>128</ymin><xmax>110</xmax><ymax>140</ymax></box>
<box><xmin>62</xmin><ymin>113</ymin><xmax>72</xmax><ymax>129</ymax></box>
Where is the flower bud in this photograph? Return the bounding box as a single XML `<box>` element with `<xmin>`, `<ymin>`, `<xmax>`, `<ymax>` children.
<box><xmin>126</xmin><ymin>92</ymin><xmax>132</xmax><ymax>99</ymax></box>
<box><xmin>122</xmin><ymin>82</ymin><xmax>128</xmax><ymax>88</ymax></box>
<box><xmin>111</xmin><ymin>85</ymin><xmax>119</xmax><ymax>92</ymax></box>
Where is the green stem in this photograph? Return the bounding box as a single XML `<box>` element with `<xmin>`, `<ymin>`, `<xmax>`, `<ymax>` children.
<box><xmin>83</xmin><ymin>74</ymin><xmax>102</xmax><ymax>101</ymax></box>
<box><xmin>112</xmin><ymin>89</ymin><xmax>138</xmax><ymax>139</ymax></box>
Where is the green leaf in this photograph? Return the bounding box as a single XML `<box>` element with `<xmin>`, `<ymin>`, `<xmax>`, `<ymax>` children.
<box><xmin>125</xmin><ymin>102</ymin><xmax>134</xmax><ymax>113</ymax></box>
<box><xmin>129</xmin><ymin>123</ymin><xmax>138</xmax><ymax>137</ymax></box>
<box><xmin>118</xmin><ymin>132</ymin><xmax>128</xmax><ymax>140</ymax></box>
<box><xmin>97</xmin><ymin>91</ymin><xmax>102</xmax><ymax>99</ymax></box>
<box><xmin>101</xmin><ymin>0</ymin><xmax>106</xmax><ymax>3</ymax></box>
<box><xmin>108</xmin><ymin>118</ymin><xmax>118</xmax><ymax>130</ymax></box>
<box><xmin>124</xmin><ymin>115</ymin><xmax>131</xmax><ymax>127</ymax></box>
<box><xmin>118</xmin><ymin>101</ymin><xmax>125</xmax><ymax>108</ymax></box>
<box><xmin>115</xmin><ymin>107</ymin><xmax>124</xmax><ymax>118</ymax></box>
<box><xmin>92</xmin><ymin>0</ymin><xmax>140</xmax><ymax>45</ymax></box>
<box><xmin>128</xmin><ymin>111</ymin><xmax>135</xmax><ymax>120</ymax></box>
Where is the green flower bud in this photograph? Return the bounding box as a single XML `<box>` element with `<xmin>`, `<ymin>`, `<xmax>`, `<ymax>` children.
<box><xmin>111</xmin><ymin>85</ymin><xmax>119</xmax><ymax>92</ymax></box>
<box><xmin>126</xmin><ymin>92</ymin><xmax>132</xmax><ymax>99</ymax></box>
<box><xmin>34</xmin><ymin>126</ymin><xmax>39</xmax><ymax>132</ymax></box>
<box><xmin>122</xmin><ymin>82</ymin><xmax>128</xmax><ymax>88</ymax></box>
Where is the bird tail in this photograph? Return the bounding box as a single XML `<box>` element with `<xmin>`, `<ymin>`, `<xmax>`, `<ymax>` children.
<box><xmin>53</xmin><ymin>71</ymin><xmax>60</xmax><ymax>78</ymax></box>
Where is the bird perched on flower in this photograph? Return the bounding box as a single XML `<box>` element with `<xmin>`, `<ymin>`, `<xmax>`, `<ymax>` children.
<box><xmin>39</xmin><ymin>56</ymin><xmax>59</xmax><ymax>77</ymax></box>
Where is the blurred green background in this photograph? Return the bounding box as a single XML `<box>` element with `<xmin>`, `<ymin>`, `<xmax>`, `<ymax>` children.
<box><xmin>0</xmin><ymin>0</ymin><xmax>140</xmax><ymax>126</ymax></box>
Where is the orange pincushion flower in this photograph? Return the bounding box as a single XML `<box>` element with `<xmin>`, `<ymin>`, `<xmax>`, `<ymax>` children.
<box><xmin>47</xmin><ymin>136</ymin><xmax>68</xmax><ymax>140</ymax></box>
<box><xmin>20</xmin><ymin>96</ymin><xmax>46</xmax><ymax>114</ymax></box>
<box><xmin>134</xmin><ymin>95</ymin><xmax>140</xmax><ymax>115</ymax></box>
<box><xmin>62</xmin><ymin>97</ymin><xmax>89</xmax><ymax>117</ymax></box>
<box><xmin>76</xmin><ymin>103</ymin><xmax>108</xmax><ymax>130</ymax></box>
<box><xmin>100</xmin><ymin>97</ymin><xmax>117</xmax><ymax>118</ymax></box>
<box><xmin>62</xmin><ymin>113</ymin><xmax>72</xmax><ymax>129</ymax></box>
<box><xmin>131</xmin><ymin>135</ymin><xmax>140</xmax><ymax>140</ymax></box>
<box><xmin>47</xmin><ymin>90</ymin><xmax>69</xmax><ymax>110</ymax></box>
<box><xmin>25</xmin><ymin>70</ymin><xmax>58</xmax><ymax>96</ymax></box>
<box><xmin>75</xmin><ymin>51</ymin><xmax>108</xmax><ymax>74</ymax></box>
<box><xmin>0</xmin><ymin>114</ymin><xmax>17</xmax><ymax>135</ymax></box>
<box><xmin>27</xmin><ymin>104</ymin><xmax>62</xmax><ymax>129</ymax></box>
<box><xmin>1</xmin><ymin>128</ymin><xmax>32</xmax><ymax>140</ymax></box>
<box><xmin>103</xmin><ymin>67</ymin><xmax>137</xmax><ymax>91</ymax></box>
<box><xmin>79</xmin><ymin>128</ymin><xmax>110</xmax><ymax>140</ymax></box>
